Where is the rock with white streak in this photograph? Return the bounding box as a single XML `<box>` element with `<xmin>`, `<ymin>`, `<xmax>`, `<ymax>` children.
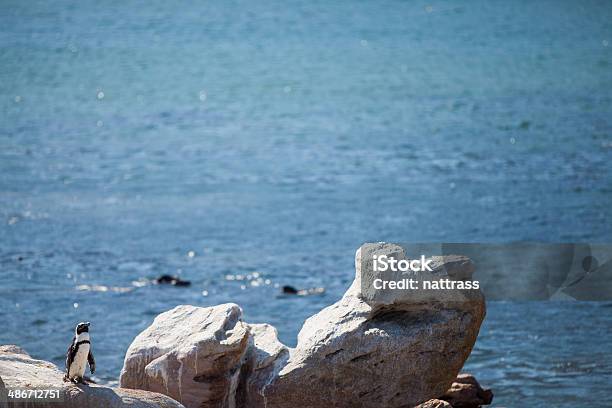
<box><xmin>414</xmin><ymin>399</ymin><xmax>453</xmax><ymax>408</ymax></box>
<box><xmin>119</xmin><ymin>304</ymin><xmax>250</xmax><ymax>408</ymax></box>
<box><xmin>241</xmin><ymin>323</ymin><xmax>289</xmax><ymax>408</ymax></box>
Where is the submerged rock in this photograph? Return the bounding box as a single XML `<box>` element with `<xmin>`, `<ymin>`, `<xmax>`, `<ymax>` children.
<box><xmin>281</xmin><ymin>285</ymin><xmax>299</xmax><ymax>294</ymax></box>
<box><xmin>281</xmin><ymin>285</ymin><xmax>325</xmax><ymax>296</ymax></box>
<box><xmin>120</xmin><ymin>243</ymin><xmax>486</xmax><ymax>408</ymax></box>
<box><xmin>0</xmin><ymin>345</ymin><xmax>184</xmax><ymax>408</ymax></box>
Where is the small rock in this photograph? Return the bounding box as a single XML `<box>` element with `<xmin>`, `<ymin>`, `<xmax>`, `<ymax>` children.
<box><xmin>439</xmin><ymin>373</ymin><xmax>493</xmax><ymax>408</ymax></box>
<box><xmin>414</xmin><ymin>399</ymin><xmax>453</xmax><ymax>408</ymax></box>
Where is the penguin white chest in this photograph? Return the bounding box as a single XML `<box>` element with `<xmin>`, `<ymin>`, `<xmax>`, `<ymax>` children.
<box><xmin>69</xmin><ymin>341</ymin><xmax>90</xmax><ymax>377</ymax></box>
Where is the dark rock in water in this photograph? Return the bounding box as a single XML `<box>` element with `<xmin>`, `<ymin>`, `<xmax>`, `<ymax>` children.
<box><xmin>281</xmin><ymin>285</ymin><xmax>325</xmax><ymax>296</ymax></box>
<box><xmin>155</xmin><ymin>275</ymin><xmax>191</xmax><ymax>287</ymax></box>
<box><xmin>171</xmin><ymin>279</ymin><xmax>191</xmax><ymax>287</ymax></box>
<box><xmin>282</xmin><ymin>285</ymin><xmax>298</xmax><ymax>294</ymax></box>
<box><xmin>156</xmin><ymin>275</ymin><xmax>175</xmax><ymax>284</ymax></box>
<box><xmin>439</xmin><ymin>373</ymin><xmax>493</xmax><ymax>408</ymax></box>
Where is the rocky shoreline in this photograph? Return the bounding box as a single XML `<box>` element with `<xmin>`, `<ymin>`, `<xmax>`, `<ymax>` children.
<box><xmin>0</xmin><ymin>243</ymin><xmax>493</xmax><ymax>408</ymax></box>
<box><xmin>0</xmin><ymin>345</ymin><xmax>182</xmax><ymax>408</ymax></box>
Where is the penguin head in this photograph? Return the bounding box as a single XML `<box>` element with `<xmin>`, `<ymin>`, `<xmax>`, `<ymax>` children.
<box><xmin>76</xmin><ymin>322</ymin><xmax>90</xmax><ymax>334</ymax></box>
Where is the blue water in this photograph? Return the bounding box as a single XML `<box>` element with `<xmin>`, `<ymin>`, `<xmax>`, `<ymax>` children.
<box><xmin>1</xmin><ymin>1</ymin><xmax>612</xmax><ymax>406</ymax></box>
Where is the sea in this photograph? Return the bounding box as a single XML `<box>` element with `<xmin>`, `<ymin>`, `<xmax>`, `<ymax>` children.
<box><xmin>1</xmin><ymin>1</ymin><xmax>611</xmax><ymax>406</ymax></box>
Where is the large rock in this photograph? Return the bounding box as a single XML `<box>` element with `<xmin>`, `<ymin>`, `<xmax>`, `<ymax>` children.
<box><xmin>259</xmin><ymin>245</ymin><xmax>485</xmax><ymax>408</ymax></box>
<box><xmin>120</xmin><ymin>243</ymin><xmax>486</xmax><ymax>408</ymax></box>
<box><xmin>120</xmin><ymin>303</ymin><xmax>253</xmax><ymax>408</ymax></box>
<box><xmin>0</xmin><ymin>345</ymin><xmax>184</xmax><ymax>408</ymax></box>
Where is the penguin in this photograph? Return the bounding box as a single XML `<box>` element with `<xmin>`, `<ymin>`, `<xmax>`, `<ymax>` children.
<box><xmin>64</xmin><ymin>322</ymin><xmax>95</xmax><ymax>383</ymax></box>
